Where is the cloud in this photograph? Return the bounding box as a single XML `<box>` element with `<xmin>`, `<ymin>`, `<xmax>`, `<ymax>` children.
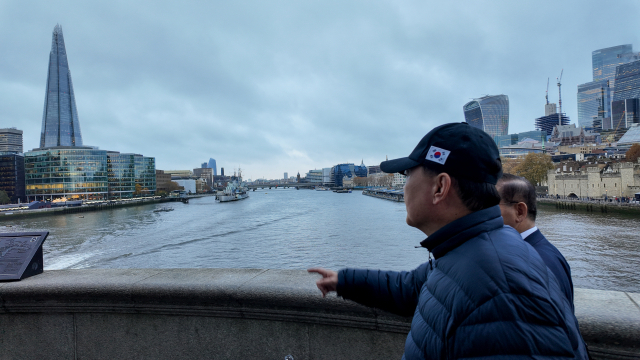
<box><xmin>1</xmin><ymin>0</ymin><xmax>639</xmax><ymax>178</ymax></box>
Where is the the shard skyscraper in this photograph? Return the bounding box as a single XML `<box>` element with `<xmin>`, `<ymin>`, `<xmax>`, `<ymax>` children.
<box><xmin>39</xmin><ymin>24</ymin><xmax>83</xmax><ymax>148</ymax></box>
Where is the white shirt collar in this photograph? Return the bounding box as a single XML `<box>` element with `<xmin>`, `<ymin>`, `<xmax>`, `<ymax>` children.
<box><xmin>520</xmin><ymin>226</ymin><xmax>538</xmax><ymax>240</ymax></box>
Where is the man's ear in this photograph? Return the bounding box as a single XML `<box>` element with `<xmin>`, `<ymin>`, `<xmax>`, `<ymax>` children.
<box><xmin>515</xmin><ymin>202</ymin><xmax>528</xmax><ymax>223</ymax></box>
<box><xmin>432</xmin><ymin>173</ymin><xmax>452</xmax><ymax>205</ymax></box>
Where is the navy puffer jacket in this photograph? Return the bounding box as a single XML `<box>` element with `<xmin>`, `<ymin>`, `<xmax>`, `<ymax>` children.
<box><xmin>337</xmin><ymin>206</ymin><xmax>587</xmax><ymax>360</ymax></box>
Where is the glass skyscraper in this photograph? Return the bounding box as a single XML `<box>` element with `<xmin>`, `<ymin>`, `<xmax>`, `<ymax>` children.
<box><xmin>208</xmin><ymin>158</ymin><xmax>217</xmax><ymax>176</ymax></box>
<box><xmin>40</xmin><ymin>25</ymin><xmax>83</xmax><ymax>148</ymax></box>
<box><xmin>611</xmin><ymin>60</ymin><xmax>640</xmax><ymax>129</ymax></box>
<box><xmin>24</xmin><ymin>25</ymin><xmax>156</xmax><ymax>201</ymax></box>
<box><xmin>463</xmin><ymin>95</ymin><xmax>509</xmax><ymax>138</ymax></box>
<box><xmin>577</xmin><ymin>80</ymin><xmax>611</xmax><ymax>129</ymax></box>
<box><xmin>592</xmin><ymin>44</ymin><xmax>634</xmax><ymax>87</ymax></box>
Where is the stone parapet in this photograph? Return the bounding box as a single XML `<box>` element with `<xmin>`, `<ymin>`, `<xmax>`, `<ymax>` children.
<box><xmin>0</xmin><ymin>269</ymin><xmax>638</xmax><ymax>359</ymax></box>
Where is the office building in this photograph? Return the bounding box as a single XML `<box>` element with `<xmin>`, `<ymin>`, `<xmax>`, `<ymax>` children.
<box><xmin>330</xmin><ymin>162</ymin><xmax>367</xmax><ymax>187</ymax></box>
<box><xmin>155</xmin><ymin>170</ymin><xmax>172</xmax><ymax>193</ymax></box>
<box><xmin>495</xmin><ymin>130</ymin><xmax>546</xmax><ymax>149</ymax></box>
<box><xmin>0</xmin><ymin>153</ymin><xmax>25</xmax><ymax>203</ymax></box>
<box><xmin>611</xmin><ymin>60</ymin><xmax>640</xmax><ymax>129</ymax></box>
<box><xmin>0</xmin><ymin>128</ymin><xmax>23</xmax><ymax>153</ymax></box>
<box><xmin>193</xmin><ymin>167</ymin><xmax>213</xmax><ymax>186</ymax></box>
<box><xmin>284</xmin><ymin>172</ymin><xmax>288</xmax><ymax>180</ymax></box>
<box><xmin>463</xmin><ymin>95</ymin><xmax>509</xmax><ymax>138</ymax></box>
<box><xmin>499</xmin><ymin>139</ymin><xmax>544</xmax><ymax>159</ymax></box>
<box><xmin>107</xmin><ymin>152</ymin><xmax>135</xmax><ymax>199</ymax></box>
<box><xmin>24</xmin><ymin>25</ymin><xmax>155</xmax><ymax>201</ymax></box>
<box><xmin>201</xmin><ymin>162</ymin><xmax>207</xmax><ymax>168</ymax></box>
<box><xmin>305</xmin><ymin>170</ymin><xmax>322</xmax><ymax>183</ymax></box>
<box><xmin>592</xmin><ymin>45</ymin><xmax>637</xmax><ymax>87</ymax></box>
<box><xmin>25</xmin><ymin>148</ymin><xmax>109</xmax><ymax>201</ymax></box>
<box><xmin>40</xmin><ymin>25</ymin><xmax>83</xmax><ymax>148</ymax></box>
<box><xmin>535</xmin><ymin>113</ymin><xmax>570</xmax><ymax>136</ymax></box>
<box><xmin>577</xmin><ymin>80</ymin><xmax>612</xmax><ymax>129</ymax></box>
<box><xmin>208</xmin><ymin>158</ymin><xmax>217</xmax><ymax>176</ymax></box>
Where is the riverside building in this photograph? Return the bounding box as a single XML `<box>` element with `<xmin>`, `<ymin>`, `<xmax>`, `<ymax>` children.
<box><xmin>0</xmin><ymin>128</ymin><xmax>23</xmax><ymax>153</ymax></box>
<box><xmin>24</xmin><ymin>25</ymin><xmax>155</xmax><ymax>201</ymax></box>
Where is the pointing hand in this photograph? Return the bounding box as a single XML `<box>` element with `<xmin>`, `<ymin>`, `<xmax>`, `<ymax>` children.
<box><xmin>307</xmin><ymin>268</ymin><xmax>338</xmax><ymax>297</ymax></box>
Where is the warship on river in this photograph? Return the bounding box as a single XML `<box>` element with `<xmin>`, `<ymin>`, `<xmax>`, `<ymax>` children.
<box><xmin>215</xmin><ymin>168</ymin><xmax>249</xmax><ymax>203</ymax></box>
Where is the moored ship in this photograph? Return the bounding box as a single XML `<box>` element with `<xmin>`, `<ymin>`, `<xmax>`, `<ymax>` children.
<box><xmin>216</xmin><ymin>168</ymin><xmax>249</xmax><ymax>203</ymax></box>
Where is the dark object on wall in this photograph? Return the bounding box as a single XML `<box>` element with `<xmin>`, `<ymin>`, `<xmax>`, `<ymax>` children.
<box><xmin>0</xmin><ymin>232</ymin><xmax>48</xmax><ymax>281</ymax></box>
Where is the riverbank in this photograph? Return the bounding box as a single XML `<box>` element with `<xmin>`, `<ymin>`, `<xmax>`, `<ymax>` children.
<box><xmin>537</xmin><ymin>198</ymin><xmax>640</xmax><ymax>216</ymax></box>
<box><xmin>0</xmin><ymin>194</ymin><xmax>213</xmax><ymax>221</ymax></box>
<box><xmin>362</xmin><ymin>188</ymin><xmax>404</xmax><ymax>202</ymax></box>
<box><xmin>0</xmin><ymin>269</ymin><xmax>637</xmax><ymax>359</ymax></box>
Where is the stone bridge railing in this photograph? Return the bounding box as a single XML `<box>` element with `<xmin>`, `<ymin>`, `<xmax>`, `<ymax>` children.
<box><xmin>0</xmin><ymin>269</ymin><xmax>638</xmax><ymax>359</ymax></box>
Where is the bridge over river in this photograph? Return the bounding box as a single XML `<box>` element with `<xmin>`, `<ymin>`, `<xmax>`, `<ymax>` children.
<box><xmin>0</xmin><ymin>269</ymin><xmax>638</xmax><ymax>359</ymax></box>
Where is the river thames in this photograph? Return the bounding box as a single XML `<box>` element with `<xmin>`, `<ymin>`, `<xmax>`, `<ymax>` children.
<box><xmin>2</xmin><ymin>189</ymin><xmax>639</xmax><ymax>293</ymax></box>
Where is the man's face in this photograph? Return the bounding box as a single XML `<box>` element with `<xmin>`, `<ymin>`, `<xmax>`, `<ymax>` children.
<box><xmin>403</xmin><ymin>166</ymin><xmax>434</xmax><ymax>229</ymax></box>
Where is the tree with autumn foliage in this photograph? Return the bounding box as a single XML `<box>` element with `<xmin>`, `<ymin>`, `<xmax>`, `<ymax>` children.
<box><xmin>512</xmin><ymin>153</ymin><xmax>555</xmax><ymax>186</ymax></box>
<box><xmin>625</xmin><ymin>143</ymin><xmax>640</xmax><ymax>163</ymax></box>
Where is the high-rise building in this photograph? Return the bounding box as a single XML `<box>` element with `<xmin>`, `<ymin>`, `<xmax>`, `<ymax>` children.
<box><xmin>611</xmin><ymin>60</ymin><xmax>640</xmax><ymax>129</ymax></box>
<box><xmin>0</xmin><ymin>153</ymin><xmax>25</xmax><ymax>203</ymax></box>
<box><xmin>463</xmin><ymin>95</ymin><xmax>509</xmax><ymax>138</ymax></box>
<box><xmin>535</xmin><ymin>113</ymin><xmax>570</xmax><ymax>137</ymax></box>
<box><xmin>201</xmin><ymin>162</ymin><xmax>207</xmax><ymax>168</ymax></box>
<box><xmin>330</xmin><ymin>162</ymin><xmax>367</xmax><ymax>187</ymax></box>
<box><xmin>40</xmin><ymin>25</ymin><xmax>83</xmax><ymax>148</ymax></box>
<box><xmin>0</xmin><ymin>128</ymin><xmax>23</xmax><ymax>153</ymax></box>
<box><xmin>592</xmin><ymin>45</ymin><xmax>635</xmax><ymax>87</ymax></box>
<box><xmin>24</xmin><ymin>25</ymin><xmax>155</xmax><ymax>201</ymax></box>
<box><xmin>208</xmin><ymin>158</ymin><xmax>217</xmax><ymax>176</ymax></box>
<box><xmin>577</xmin><ymin>80</ymin><xmax>612</xmax><ymax>129</ymax></box>
<box><xmin>283</xmin><ymin>172</ymin><xmax>288</xmax><ymax>180</ymax></box>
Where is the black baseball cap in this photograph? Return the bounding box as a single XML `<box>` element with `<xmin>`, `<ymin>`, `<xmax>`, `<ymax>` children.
<box><xmin>380</xmin><ymin>122</ymin><xmax>502</xmax><ymax>184</ymax></box>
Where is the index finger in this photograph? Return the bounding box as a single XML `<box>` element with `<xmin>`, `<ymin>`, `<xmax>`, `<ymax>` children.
<box><xmin>307</xmin><ymin>267</ymin><xmax>330</xmax><ymax>276</ymax></box>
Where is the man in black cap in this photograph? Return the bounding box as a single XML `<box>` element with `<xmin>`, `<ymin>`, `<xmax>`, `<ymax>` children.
<box><xmin>309</xmin><ymin>123</ymin><xmax>587</xmax><ymax>359</ymax></box>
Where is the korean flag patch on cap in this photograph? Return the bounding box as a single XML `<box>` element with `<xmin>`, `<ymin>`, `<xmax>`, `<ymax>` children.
<box><xmin>426</xmin><ymin>146</ymin><xmax>450</xmax><ymax>165</ymax></box>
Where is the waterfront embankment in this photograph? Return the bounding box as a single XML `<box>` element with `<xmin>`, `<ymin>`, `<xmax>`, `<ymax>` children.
<box><xmin>538</xmin><ymin>197</ymin><xmax>640</xmax><ymax>216</ymax></box>
<box><xmin>0</xmin><ymin>269</ymin><xmax>637</xmax><ymax>359</ymax></box>
<box><xmin>362</xmin><ymin>188</ymin><xmax>404</xmax><ymax>202</ymax></box>
<box><xmin>0</xmin><ymin>194</ymin><xmax>212</xmax><ymax>221</ymax></box>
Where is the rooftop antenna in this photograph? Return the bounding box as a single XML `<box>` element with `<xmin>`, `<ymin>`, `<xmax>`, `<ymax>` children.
<box><xmin>545</xmin><ymin>78</ymin><xmax>549</xmax><ymax>105</ymax></box>
<box><xmin>557</xmin><ymin>69</ymin><xmax>563</xmax><ymax>126</ymax></box>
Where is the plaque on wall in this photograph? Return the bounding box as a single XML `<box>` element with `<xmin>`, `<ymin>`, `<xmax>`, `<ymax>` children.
<box><xmin>0</xmin><ymin>232</ymin><xmax>49</xmax><ymax>281</ymax></box>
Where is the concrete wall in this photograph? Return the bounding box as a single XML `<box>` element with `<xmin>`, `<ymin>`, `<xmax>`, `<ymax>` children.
<box><xmin>0</xmin><ymin>269</ymin><xmax>638</xmax><ymax>360</ymax></box>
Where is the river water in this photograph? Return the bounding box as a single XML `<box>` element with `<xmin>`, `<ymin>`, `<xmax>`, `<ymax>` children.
<box><xmin>2</xmin><ymin>189</ymin><xmax>639</xmax><ymax>293</ymax></box>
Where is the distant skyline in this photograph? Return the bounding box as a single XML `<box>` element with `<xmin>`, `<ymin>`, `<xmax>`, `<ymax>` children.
<box><xmin>1</xmin><ymin>1</ymin><xmax>639</xmax><ymax>179</ymax></box>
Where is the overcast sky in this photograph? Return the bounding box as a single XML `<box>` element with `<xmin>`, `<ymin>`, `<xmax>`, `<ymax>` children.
<box><xmin>1</xmin><ymin>1</ymin><xmax>638</xmax><ymax>180</ymax></box>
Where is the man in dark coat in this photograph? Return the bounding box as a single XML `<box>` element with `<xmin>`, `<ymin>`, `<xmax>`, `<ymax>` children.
<box><xmin>309</xmin><ymin>123</ymin><xmax>587</xmax><ymax>359</ymax></box>
<box><xmin>497</xmin><ymin>173</ymin><xmax>574</xmax><ymax>308</ymax></box>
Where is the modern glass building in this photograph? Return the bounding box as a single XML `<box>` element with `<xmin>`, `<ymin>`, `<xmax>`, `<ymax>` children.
<box><xmin>611</xmin><ymin>60</ymin><xmax>640</xmax><ymax>129</ymax></box>
<box><xmin>135</xmin><ymin>155</ymin><xmax>156</xmax><ymax>195</ymax></box>
<box><xmin>0</xmin><ymin>153</ymin><xmax>25</xmax><ymax>203</ymax></box>
<box><xmin>23</xmin><ymin>26</ymin><xmax>156</xmax><ymax>202</ymax></box>
<box><xmin>330</xmin><ymin>162</ymin><xmax>367</xmax><ymax>187</ymax></box>
<box><xmin>617</xmin><ymin>124</ymin><xmax>640</xmax><ymax>146</ymax></box>
<box><xmin>24</xmin><ymin>148</ymin><xmax>108</xmax><ymax>201</ymax></box>
<box><xmin>40</xmin><ymin>25</ymin><xmax>83</xmax><ymax>148</ymax></box>
<box><xmin>577</xmin><ymin>80</ymin><xmax>611</xmax><ymax>129</ymax></box>
<box><xmin>208</xmin><ymin>158</ymin><xmax>217</xmax><ymax>176</ymax></box>
<box><xmin>535</xmin><ymin>113</ymin><xmax>570</xmax><ymax>136</ymax></box>
<box><xmin>463</xmin><ymin>95</ymin><xmax>509</xmax><ymax>138</ymax></box>
<box><xmin>592</xmin><ymin>45</ymin><xmax>635</xmax><ymax>87</ymax></box>
<box><xmin>107</xmin><ymin>152</ymin><xmax>136</xmax><ymax>199</ymax></box>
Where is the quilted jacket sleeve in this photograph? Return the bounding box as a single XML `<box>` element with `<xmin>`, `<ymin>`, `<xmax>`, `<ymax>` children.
<box><xmin>336</xmin><ymin>262</ymin><xmax>430</xmax><ymax>316</ymax></box>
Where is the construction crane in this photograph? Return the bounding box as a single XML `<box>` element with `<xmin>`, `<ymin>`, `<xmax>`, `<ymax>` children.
<box><xmin>557</xmin><ymin>69</ymin><xmax>563</xmax><ymax>125</ymax></box>
<box><xmin>545</xmin><ymin>78</ymin><xmax>549</xmax><ymax>105</ymax></box>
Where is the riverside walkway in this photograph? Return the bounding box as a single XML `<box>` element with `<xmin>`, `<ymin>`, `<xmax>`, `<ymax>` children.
<box><xmin>0</xmin><ymin>269</ymin><xmax>637</xmax><ymax>359</ymax></box>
